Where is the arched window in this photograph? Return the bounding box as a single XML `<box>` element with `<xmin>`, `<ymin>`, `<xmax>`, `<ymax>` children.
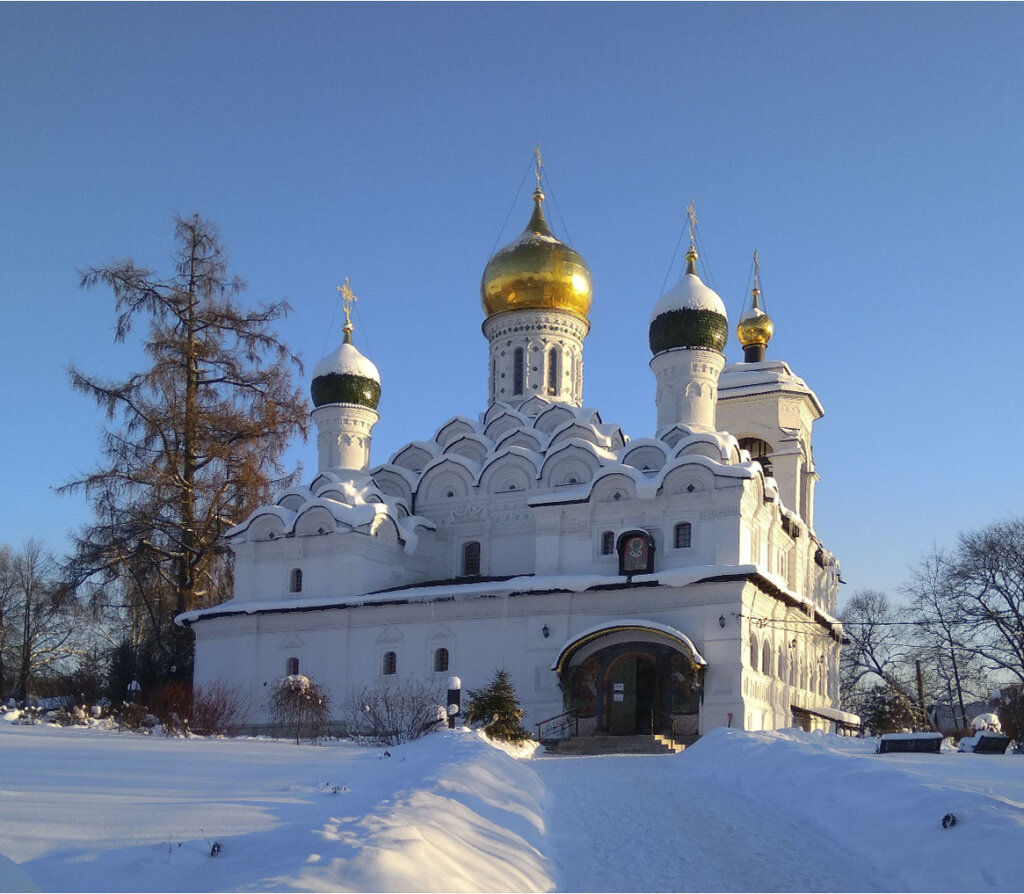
<box><xmin>749</xmin><ymin>633</ymin><xmax>760</xmax><ymax>671</ymax></box>
<box><xmin>674</xmin><ymin>522</ymin><xmax>692</xmax><ymax>549</ymax></box>
<box><xmin>762</xmin><ymin>641</ymin><xmax>773</xmax><ymax>677</ymax></box>
<box><xmin>600</xmin><ymin>530</ymin><xmax>615</xmax><ymax>555</ymax></box>
<box><xmin>382</xmin><ymin>651</ymin><xmax>397</xmax><ymax>676</ymax></box>
<box><xmin>462</xmin><ymin>541</ymin><xmax>481</xmax><ymax>577</ymax></box>
<box><xmin>434</xmin><ymin>648</ymin><xmax>449</xmax><ymax>673</ymax></box>
<box><xmin>286</xmin><ymin>657</ymin><xmax>299</xmax><ymax>676</ymax></box>
<box><xmin>739</xmin><ymin>437</ymin><xmax>774</xmax><ymax>476</ymax></box>
<box><xmin>513</xmin><ymin>348</ymin><xmax>524</xmax><ymax>395</ymax></box>
<box><xmin>289</xmin><ymin>568</ymin><xmax>302</xmax><ymax>593</ymax></box>
<box><xmin>546</xmin><ymin>346</ymin><xmax>559</xmax><ymax>395</ymax></box>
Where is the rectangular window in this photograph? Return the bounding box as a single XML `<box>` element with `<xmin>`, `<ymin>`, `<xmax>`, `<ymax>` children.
<box><xmin>513</xmin><ymin>348</ymin><xmax>524</xmax><ymax>395</ymax></box>
<box><xmin>674</xmin><ymin>522</ymin><xmax>692</xmax><ymax>549</ymax></box>
<box><xmin>462</xmin><ymin>541</ymin><xmax>481</xmax><ymax>576</ymax></box>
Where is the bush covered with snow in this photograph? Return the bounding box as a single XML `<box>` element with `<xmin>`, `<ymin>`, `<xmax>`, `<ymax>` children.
<box><xmin>268</xmin><ymin>674</ymin><xmax>332</xmax><ymax>744</ymax></box>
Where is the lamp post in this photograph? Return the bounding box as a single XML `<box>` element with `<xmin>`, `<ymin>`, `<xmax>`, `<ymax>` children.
<box><xmin>447</xmin><ymin>676</ymin><xmax>462</xmax><ymax>729</ymax></box>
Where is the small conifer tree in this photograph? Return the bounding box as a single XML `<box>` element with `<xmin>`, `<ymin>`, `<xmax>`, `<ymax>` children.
<box><xmin>861</xmin><ymin>682</ymin><xmax>927</xmax><ymax>734</ymax></box>
<box><xmin>466</xmin><ymin>670</ymin><xmax>529</xmax><ymax>743</ymax></box>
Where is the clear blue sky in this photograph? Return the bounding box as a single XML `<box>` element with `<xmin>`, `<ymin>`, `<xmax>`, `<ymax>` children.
<box><xmin>2</xmin><ymin>3</ymin><xmax>1022</xmax><ymax>608</ymax></box>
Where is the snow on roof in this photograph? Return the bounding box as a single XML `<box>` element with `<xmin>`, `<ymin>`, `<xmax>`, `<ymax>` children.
<box><xmin>312</xmin><ymin>340</ymin><xmax>380</xmax><ymax>382</ymax></box>
<box><xmin>799</xmin><ymin>704</ymin><xmax>861</xmax><ymax>726</ymax></box>
<box><xmin>649</xmin><ymin>271</ymin><xmax>727</xmax><ymax>321</ymax></box>
<box><xmin>177</xmin><ymin>562</ymin><xmax>837</xmax><ymax>630</ymax></box>
<box><xmin>551</xmin><ymin>619</ymin><xmax>708</xmax><ymax>670</ymax></box>
<box><xmin>718</xmin><ymin>360</ymin><xmax>823</xmax><ymax>416</ymax></box>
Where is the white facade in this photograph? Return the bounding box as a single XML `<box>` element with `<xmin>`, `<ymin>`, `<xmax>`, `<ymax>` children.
<box><xmin>180</xmin><ymin>198</ymin><xmax>846</xmax><ymax>740</ymax></box>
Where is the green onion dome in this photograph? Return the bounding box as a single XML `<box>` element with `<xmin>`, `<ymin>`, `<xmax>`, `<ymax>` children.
<box><xmin>649</xmin><ymin>246</ymin><xmax>728</xmax><ymax>355</ymax></box>
<box><xmin>310</xmin><ymin>337</ymin><xmax>381</xmax><ymax>409</ymax></box>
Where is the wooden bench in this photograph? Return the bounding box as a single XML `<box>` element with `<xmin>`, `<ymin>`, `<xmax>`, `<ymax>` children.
<box><xmin>877</xmin><ymin>732</ymin><xmax>944</xmax><ymax>754</ymax></box>
<box><xmin>959</xmin><ymin>732</ymin><xmax>1011</xmax><ymax>754</ymax></box>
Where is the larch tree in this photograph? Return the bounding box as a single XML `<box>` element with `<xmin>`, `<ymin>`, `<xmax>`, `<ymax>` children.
<box><xmin>63</xmin><ymin>215</ymin><xmax>308</xmax><ymax>687</ymax></box>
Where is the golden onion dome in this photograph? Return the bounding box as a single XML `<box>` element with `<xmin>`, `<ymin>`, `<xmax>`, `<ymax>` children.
<box><xmin>481</xmin><ymin>187</ymin><xmax>592</xmax><ymax>321</ymax></box>
<box><xmin>736</xmin><ymin>287</ymin><xmax>774</xmax><ymax>350</ymax></box>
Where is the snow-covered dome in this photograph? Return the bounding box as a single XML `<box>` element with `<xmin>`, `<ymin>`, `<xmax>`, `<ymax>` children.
<box><xmin>649</xmin><ymin>246</ymin><xmax>728</xmax><ymax>355</ymax></box>
<box><xmin>311</xmin><ymin>338</ymin><xmax>381</xmax><ymax>409</ymax></box>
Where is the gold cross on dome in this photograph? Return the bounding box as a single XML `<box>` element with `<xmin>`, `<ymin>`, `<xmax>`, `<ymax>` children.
<box><xmin>533</xmin><ymin>143</ymin><xmax>544</xmax><ymax>189</ymax></box>
<box><xmin>337</xmin><ymin>278</ymin><xmax>357</xmax><ymax>340</ymax></box>
<box><xmin>686</xmin><ymin>200</ymin><xmax>699</xmax><ymax>247</ymax></box>
<box><xmin>752</xmin><ymin>250</ymin><xmax>762</xmax><ymax>306</ymax></box>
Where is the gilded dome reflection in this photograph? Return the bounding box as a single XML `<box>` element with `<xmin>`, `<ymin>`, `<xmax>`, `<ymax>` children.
<box><xmin>737</xmin><ymin>305</ymin><xmax>774</xmax><ymax>349</ymax></box>
<box><xmin>481</xmin><ymin>188</ymin><xmax>592</xmax><ymax>321</ymax></box>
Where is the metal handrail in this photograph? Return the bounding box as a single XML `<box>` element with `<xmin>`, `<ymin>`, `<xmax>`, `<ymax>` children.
<box><xmin>536</xmin><ymin>707</ymin><xmax>580</xmax><ymax>743</ymax></box>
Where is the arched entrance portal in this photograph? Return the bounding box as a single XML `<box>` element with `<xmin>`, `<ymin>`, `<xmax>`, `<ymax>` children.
<box><xmin>554</xmin><ymin>622</ymin><xmax>706</xmax><ymax>737</ymax></box>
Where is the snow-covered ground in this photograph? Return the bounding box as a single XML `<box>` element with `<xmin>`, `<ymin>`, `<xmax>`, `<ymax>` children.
<box><xmin>1</xmin><ymin>716</ymin><xmax>1021</xmax><ymax>892</ymax></box>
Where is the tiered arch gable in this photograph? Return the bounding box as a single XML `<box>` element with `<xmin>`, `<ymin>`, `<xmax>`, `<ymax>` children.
<box><xmin>672</xmin><ymin>432</ymin><xmax>740</xmax><ymax>464</ymax></box>
<box><xmin>390</xmin><ymin>442</ymin><xmax>439</xmax><ymax>474</ymax></box>
<box><xmin>547</xmin><ymin>420</ymin><xmax>614</xmax><ymax>451</ymax></box>
<box><xmin>534</xmin><ymin>404</ymin><xmax>576</xmax><ymax>434</ymax></box>
<box><xmin>494</xmin><ymin>427</ymin><xmax>544</xmax><ymax>453</ymax></box>
<box><xmin>619</xmin><ymin>439</ymin><xmax>670</xmax><ymax>473</ymax></box>
<box><xmin>236</xmin><ymin>508</ymin><xmax>291</xmax><ymax>542</ymax></box>
<box><xmin>433</xmin><ymin>416</ymin><xmax>482</xmax><ymax>447</ymax></box>
<box><xmin>539</xmin><ymin>440</ymin><xmax>605</xmax><ymax>488</ymax></box>
<box><xmin>442</xmin><ymin>433</ymin><xmax>492</xmax><ymax>465</ymax></box>
<box><xmin>483</xmin><ymin>411</ymin><xmax>527</xmax><ymax>442</ymax></box>
<box><xmin>518</xmin><ymin>395</ymin><xmax>553</xmax><ymax>418</ymax></box>
<box><xmin>588</xmin><ymin>469</ymin><xmax>640</xmax><ymax>503</ymax></box>
<box><xmin>478</xmin><ymin>447</ymin><xmax>542</xmax><ymax>495</ymax></box>
<box><xmin>415</xmin><ymin>455</ymin><xmax>478</xmax><ymax>504</ymax></box>
<box><xmin>371</xmin><ymin>466</ymin><xmax>416</xmax><ymax>504</ymax></box>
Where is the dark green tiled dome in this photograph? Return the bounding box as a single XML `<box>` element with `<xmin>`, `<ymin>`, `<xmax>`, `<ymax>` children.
<box><xmin>311</xmin><ymin>372</ymin><xmax>381</xmax><ymax>409</ymax></box>
<box><xmin>311</xmin><ymin>341</ymin><xmax>381</xmax><ymax>409</ymax></box>
<box><xmin>649</xmin><ymin>307</ymin><xmax>729</xmax><ymax>354</ymax></box>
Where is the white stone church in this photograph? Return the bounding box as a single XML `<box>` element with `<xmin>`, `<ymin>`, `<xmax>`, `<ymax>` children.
<box><xmin>179</xmin><ymin>184</ymin><xmax>852</xmax><ymax>740</ymax></box>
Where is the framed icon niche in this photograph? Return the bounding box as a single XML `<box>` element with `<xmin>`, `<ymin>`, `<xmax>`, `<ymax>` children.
<box><xmin>617</xmin><ymin>529</ymin><xmax>655</xmax><ymax>578</ymax></box>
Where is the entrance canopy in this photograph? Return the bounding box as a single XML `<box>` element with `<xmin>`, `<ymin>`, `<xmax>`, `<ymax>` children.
<box><xmin>552</xmin><ymin>619</ymin><xmax>708</xmax><ymax>675</ymax></box>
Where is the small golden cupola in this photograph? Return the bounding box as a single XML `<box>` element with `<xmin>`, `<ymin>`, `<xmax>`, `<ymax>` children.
<box><xmin>736</xmin><ymin>250</ymin><xmax>775</xmax><ymax>363</ymax></box>
<box><xmin>480</xmin><ymin>152</ymin><xmax>592</xmax><ymax>323</ymax></box>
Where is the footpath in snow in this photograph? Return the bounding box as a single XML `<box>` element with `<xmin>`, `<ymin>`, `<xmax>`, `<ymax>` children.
<box><xmin>0</xmin><ymin>717</ymin><xmax>1022</xmax><ymax>892</ymax></box>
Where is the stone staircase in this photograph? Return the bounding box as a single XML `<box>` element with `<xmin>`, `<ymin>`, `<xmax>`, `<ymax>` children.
<box><xmin>542</xmin><ymin>733</ymin><xmax>697</xmax><ymax>755</ymax></box>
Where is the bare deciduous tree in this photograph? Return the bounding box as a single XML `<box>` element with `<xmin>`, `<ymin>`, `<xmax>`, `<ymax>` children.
<box><xmin>0</xmin><ymin>541</ymin><xmax>82</xmax><ymax>701</ymax></box>
<box><xmin>903</xmin><ymin>547</ymin><xmax>987</xmax><ymax>730</ymax></box>
<box><xmin>948</xmin><ymin>518</ymin><xmax>1024</xmax><ymax>686</ymax></box>
<box><xmin>344</xmin><ymin>679</ymin><xmax>444</xmax><ymax>746</ymax></box>
<box><xmin>839</xmin><ymin>589</ymin><xmax>915</xmax><ymax>705</ymax></box>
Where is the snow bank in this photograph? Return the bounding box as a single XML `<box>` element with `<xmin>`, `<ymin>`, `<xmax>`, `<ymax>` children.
<box><xmin>284</xmin><ymin>731</ymin><xmax>552</xmax><ymax>892</ymax></box>
<box><xmin>682</xmin><ymin>728</ymin><xmax>1024</xmax><ymax>893</ymax></box>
